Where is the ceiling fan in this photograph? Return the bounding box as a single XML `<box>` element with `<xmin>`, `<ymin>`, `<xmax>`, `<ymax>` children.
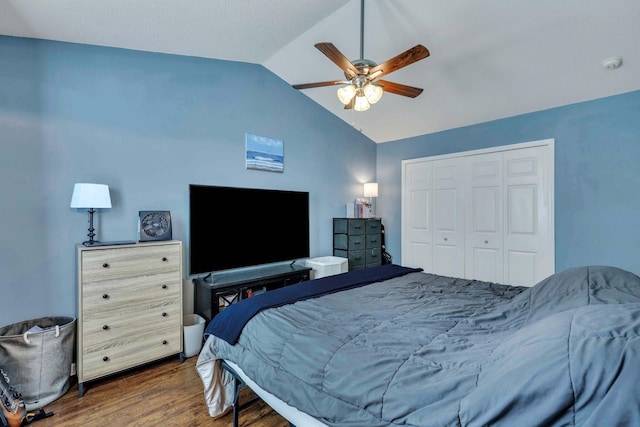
<box><xmin>292</xmin><ymin>0</ymin><xmax>430</xmax><ymax>112</ymax></box>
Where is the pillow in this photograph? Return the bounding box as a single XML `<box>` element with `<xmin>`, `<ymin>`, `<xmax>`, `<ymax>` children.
<box><xmin>509</xmin><ymin>266</ymin><xmax>640</xmax><ymax>326</ymax></box>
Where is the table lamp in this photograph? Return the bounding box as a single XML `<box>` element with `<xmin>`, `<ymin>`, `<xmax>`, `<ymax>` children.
<box><xmin>70</xmin><ymin>183</ymin><xmax>112</xmax><ymax>246</ymax></box>
<box><xmin>363</xmin><ymin>182</ymin><xmax>378</xmax><ymax>217</ymax></box>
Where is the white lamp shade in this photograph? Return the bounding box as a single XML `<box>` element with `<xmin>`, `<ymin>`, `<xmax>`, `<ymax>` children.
<box><xmin>354</xmin><ymin>94</ymin><xmax>370</xmax><ymax>112</ymax></box>
<box><xmin>337</xmin><ymin>85</ymin><xmax>356</xmax><ymax>105</ymax></box>
<box><xmin>364</xmin><ymin>182</ymin><xmax>379</xmax><ymax>198</ymax></box>
<box><xmin>364</xmin><ymin>84</ymin><xmax>383</xmax><ymax>104</ymax></box>
<box><xmin>70</xmin><ymin>183</ymin><xmax>112</xmax><ymax>209</ymax></box>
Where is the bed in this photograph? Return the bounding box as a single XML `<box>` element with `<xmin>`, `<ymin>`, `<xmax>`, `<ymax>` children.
<box><xmin>195</xmin><ymin>264</ymin><xmax>640</xmax><ymax>426</ymax></box>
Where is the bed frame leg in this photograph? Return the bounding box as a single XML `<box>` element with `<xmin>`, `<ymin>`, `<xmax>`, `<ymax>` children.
<box><xmin>232</xmin><ymin>375</ymin><xmax>240</xmax><ymax>427</ymax></box>
<box><xmin>221</xmin><ymin>361</ymin><xmax>260</xmax><ymax>427</ymax></box>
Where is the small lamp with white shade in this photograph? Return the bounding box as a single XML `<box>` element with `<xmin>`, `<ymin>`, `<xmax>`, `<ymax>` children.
<box><xmin>70</xmin><ymin>183</ymin><xmax>112</xmax><ymax>246</ymax></box>
<box><xmin>363</xmin><ymin>182</ymin><xmax>378</xmax><ymax>217</ymax></box>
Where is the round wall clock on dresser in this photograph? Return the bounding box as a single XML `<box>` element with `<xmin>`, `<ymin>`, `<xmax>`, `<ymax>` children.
<box><xmin>138</xmin><ymin>211</ymin><xmax>172</xmax><ymax>242</ymax></box>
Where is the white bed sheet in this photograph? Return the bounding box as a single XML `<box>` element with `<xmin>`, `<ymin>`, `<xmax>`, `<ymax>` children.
<box><xmin>195</xmin><ymin>349</ymin><xmax>328</xmax><ymax>425</ymax></box>
<box><xmin>225</xmin><ymin>360</ymin><xmax>328</xmax><ymax>427</ymax></box>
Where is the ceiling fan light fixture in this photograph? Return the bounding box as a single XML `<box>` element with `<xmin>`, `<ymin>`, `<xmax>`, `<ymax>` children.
<box><xmin>337</xmin><ymin>85</ymin><xmax>357</xmax><ymax>105</ymax></box>
<box><xmin>292</xmin><ymin>0</ymin><xmax>429</xmax><ymax>112</ymax></box>
<box><xmin>354</xmin><ymin>91</ymin><xmax>370</xmax><ymax>112</ymax></box>
<box><xmin>364</xmin><ymin>83</ymin><xmax>383</xmax><ymax>104</ymax></box>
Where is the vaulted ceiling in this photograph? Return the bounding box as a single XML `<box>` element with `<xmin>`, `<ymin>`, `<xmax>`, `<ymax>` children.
<box><xmin>1</xmin><ymin>0</ymin><xmax>639</xmax><ymax>143</ymax></box>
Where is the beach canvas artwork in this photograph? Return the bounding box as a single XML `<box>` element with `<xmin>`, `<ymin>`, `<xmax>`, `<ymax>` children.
<box><xmin>245</xmin><ymin>133</ymin><xmax>284</xmax><ymax>172</ymax></box>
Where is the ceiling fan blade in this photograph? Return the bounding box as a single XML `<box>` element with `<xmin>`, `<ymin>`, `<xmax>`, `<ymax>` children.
<box><xmin>368</xmin><ymin>45</ymin><xmax>430</xmax><ymax>79</ymax></box>
<box><xmin>315</xmin><ymin>43</ymin><xmax>359</xmax><ymax>79</ymax></box>
<box><xmin>377</xmin><ymin>80</ymin><xmax>424</xmax><ymax>98</ymax></box>
<box><xmin>292</xmin><ymin>80</ymin><xmax>346</xmax><ymax>90</ymax></box>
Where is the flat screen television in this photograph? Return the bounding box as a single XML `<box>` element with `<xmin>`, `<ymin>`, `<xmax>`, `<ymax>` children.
<box><xmin>189</xmin><ymin>184</ymin><xmax>310</xmax><ymax>276</ymax></box>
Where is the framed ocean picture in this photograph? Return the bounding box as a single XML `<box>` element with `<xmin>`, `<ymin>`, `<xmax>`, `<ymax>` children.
<box><xmin>245</xmin><ymin>133</ymin><xmax>284</xmax><ymax>172</ymax></box>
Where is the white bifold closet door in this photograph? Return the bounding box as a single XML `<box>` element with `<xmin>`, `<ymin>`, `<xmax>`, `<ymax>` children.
<box><xmin>432</xmin><ymin>158</ymin><xmax>465</xmax><ymax>278</ymax></box>
<box><xmin>465</xmin><ymin>151</ymin><xmax>504</xmax><ymax>283</ymax></box>
<box><xmin>402</xmin><ymin>139</ymin><xmax>554</xmax><ymax>287</ymax></box>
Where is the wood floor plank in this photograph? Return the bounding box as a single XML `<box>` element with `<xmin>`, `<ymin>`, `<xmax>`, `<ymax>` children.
<box><xmin>31</xmin><ymin>356</ymin><xmax>290</xmax><ymax>427</ymax></box>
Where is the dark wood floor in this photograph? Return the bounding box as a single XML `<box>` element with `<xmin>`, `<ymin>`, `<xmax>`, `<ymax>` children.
<box><xmin>31</xmin><ymin>355</ymin><xmax>289</xmax><ymax>427</ymax></box>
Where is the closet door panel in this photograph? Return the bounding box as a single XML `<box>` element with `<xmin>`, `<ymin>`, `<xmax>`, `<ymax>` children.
<box><xmin>432</xmin><ymin>159</ymin><xmax>465</xmax><ymax>278</ymax></box>
<box><xmin>402</xmin><ymin>161</ymin><xmax>433</xmax><ymax>271</ymax></box>
<box><xmin>465</xmin><ymin>153</ymin><xmax>504</xmax><ymax>283</ymax></box>
<box><xmin>503</xmin><ymin>146</ymin><xmax>553</xmax><ymax>286</ymax></box>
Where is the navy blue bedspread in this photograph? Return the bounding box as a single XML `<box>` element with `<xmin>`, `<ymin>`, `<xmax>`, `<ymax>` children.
<box><xmin>204</xmin><ymin>264</ymin><xmax>422</xmax><ymax>344</ymax></box>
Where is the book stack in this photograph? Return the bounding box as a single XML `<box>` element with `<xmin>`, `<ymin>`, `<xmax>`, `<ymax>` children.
<box><xmin>354</xmin><ymin>198</ymin><xmax>373</xmax><ymax>218</ymax></box>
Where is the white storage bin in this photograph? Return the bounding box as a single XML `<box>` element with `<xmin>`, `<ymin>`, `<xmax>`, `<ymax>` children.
<box><xmin>306</xmin><ymin>256</ymin><xmax>348</xmax><ymax>279</ymax></box>
<box><xmin>183</xmin><ymin>314</ymin><xmax>206</xmax><ymax>358</ymax></box>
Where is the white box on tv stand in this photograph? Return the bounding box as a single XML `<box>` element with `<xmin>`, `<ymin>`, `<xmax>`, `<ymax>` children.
<box><xmin>306</xmin><ymin>256</ymin><xmax>348</xmax><ymax>279</ymax></box>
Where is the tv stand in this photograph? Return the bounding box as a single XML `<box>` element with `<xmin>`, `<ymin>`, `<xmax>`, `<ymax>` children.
<box><xmin>193</xmin><ymin>264</ymin><xmax>312</xmax><ymax>322</ymax></box>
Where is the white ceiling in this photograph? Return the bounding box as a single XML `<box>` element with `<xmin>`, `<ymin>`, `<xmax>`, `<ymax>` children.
<box><xmin>1</xmin><ymin>0</ymin><xmax>639</xmax><ymax>143</ymax></box>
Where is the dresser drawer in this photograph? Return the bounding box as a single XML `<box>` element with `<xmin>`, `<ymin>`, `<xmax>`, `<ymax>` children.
<box><xmin>366</xmin><ymin>220</ymin><xmax>382</xmax><ymax>235</ymax></box>
<box><xmin>81</xmin><ymin>244</ymin><xmax>181</xmax><ymax>283</ymax></box>
<box><xmin>365</xmin><ymin>233</ymin><xmax>381</xmax><ymax>248</ymax></box>
<box><xmin>82</xmin><ymin>271</ymin><xmax>181</xmax><ymax>312</ymax></box>
<box><xmin>366</xmin><ymin>248</ymin><xmax>381</xmax><ymax>265</ymax></box>
<box><xmin>348</xmin><ymin>250</ymin><xmax>366</xmax><ymax>268</ymax></box>
<box><xmin>334</xmin><ymin>218</ymin><xmax>368</xmax><ymax>235</ymax></box>
<box><xmin>81</xmin><ymin>297</ymin><xmax>181</xmax><ymax>348</ymax></box>
<box><xmin>81</xmin><ymin>325</ymin><xmax>181</xmax><ymax>381</ymax></box>
<box><xmin>333</xmin><ymin>234</ymin><xmax>367</xmax><ymax>251</ymax></box>
<box><xmin>333</xmin><ymin>249</ymin><xmax>366</xmax><ymax>267</ymax></box>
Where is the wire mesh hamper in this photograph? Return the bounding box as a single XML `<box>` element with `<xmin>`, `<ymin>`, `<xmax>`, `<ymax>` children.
<box><xmin>0</xmin><ymin>316</ymin><xmax>75</xmax><ymax>410</ymax></box>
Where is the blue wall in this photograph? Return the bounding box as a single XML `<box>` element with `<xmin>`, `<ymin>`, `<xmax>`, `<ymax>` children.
<box><xmin>0</xmin><ymin>36</ymin><xmax>377</xmax><ymax>326</ymax></box>
<box><xmin>3</xmin><ymin>34</ymin><xmax>639</xmax><ymax>327</ymax></box>
<box><xmin>377</xmin><ymin>90</ymin><xmax>640</xmax><ymax>275</ymax></box>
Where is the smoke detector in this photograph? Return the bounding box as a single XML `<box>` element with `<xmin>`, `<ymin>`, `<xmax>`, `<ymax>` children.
<box><xmin>601</xmin><ymin>56</ymin><xmax>623</xmax><ymax>70</ymax></box>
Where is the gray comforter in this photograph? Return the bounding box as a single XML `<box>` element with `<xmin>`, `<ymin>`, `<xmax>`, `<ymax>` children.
<box><xmin>196</xmin><ymin>265</ymin><xmax>640</xmax><ymax>426</ymax></box>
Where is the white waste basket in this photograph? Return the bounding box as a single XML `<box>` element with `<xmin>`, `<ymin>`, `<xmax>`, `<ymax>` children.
<box><xmin>183</xmin><ymin>314</ymin><xmax>206</xmax><ymax>358</ymax></box>
<box><xmin>306</xmin><ymin>256</ymin><xmax>348</xmax><ymax>279</ymax></box>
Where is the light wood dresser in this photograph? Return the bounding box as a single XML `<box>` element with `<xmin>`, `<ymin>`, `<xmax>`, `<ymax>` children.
<box><xmin>76</xmin><ymin>240</ymin><xmax>183</xmax><ymax>396</ymax></box>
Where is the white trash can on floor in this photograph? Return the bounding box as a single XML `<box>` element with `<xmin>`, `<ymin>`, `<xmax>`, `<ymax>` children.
<box><xmin>183</xmin><ymin>314</ymin><xmax>205</xmax><ymax>358</ymax></box>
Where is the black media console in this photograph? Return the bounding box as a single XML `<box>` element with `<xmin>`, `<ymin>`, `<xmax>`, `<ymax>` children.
<box><xmin>193</xmin><ymin>264</ymin><xmax>312</xmax><ymax>322</ymax></box>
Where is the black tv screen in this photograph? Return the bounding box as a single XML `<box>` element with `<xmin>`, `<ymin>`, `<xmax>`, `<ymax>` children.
<box><xmin>189</xmin><ymin>184</ymin><xmax>310</xmax><ymax>276</ymax></box>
